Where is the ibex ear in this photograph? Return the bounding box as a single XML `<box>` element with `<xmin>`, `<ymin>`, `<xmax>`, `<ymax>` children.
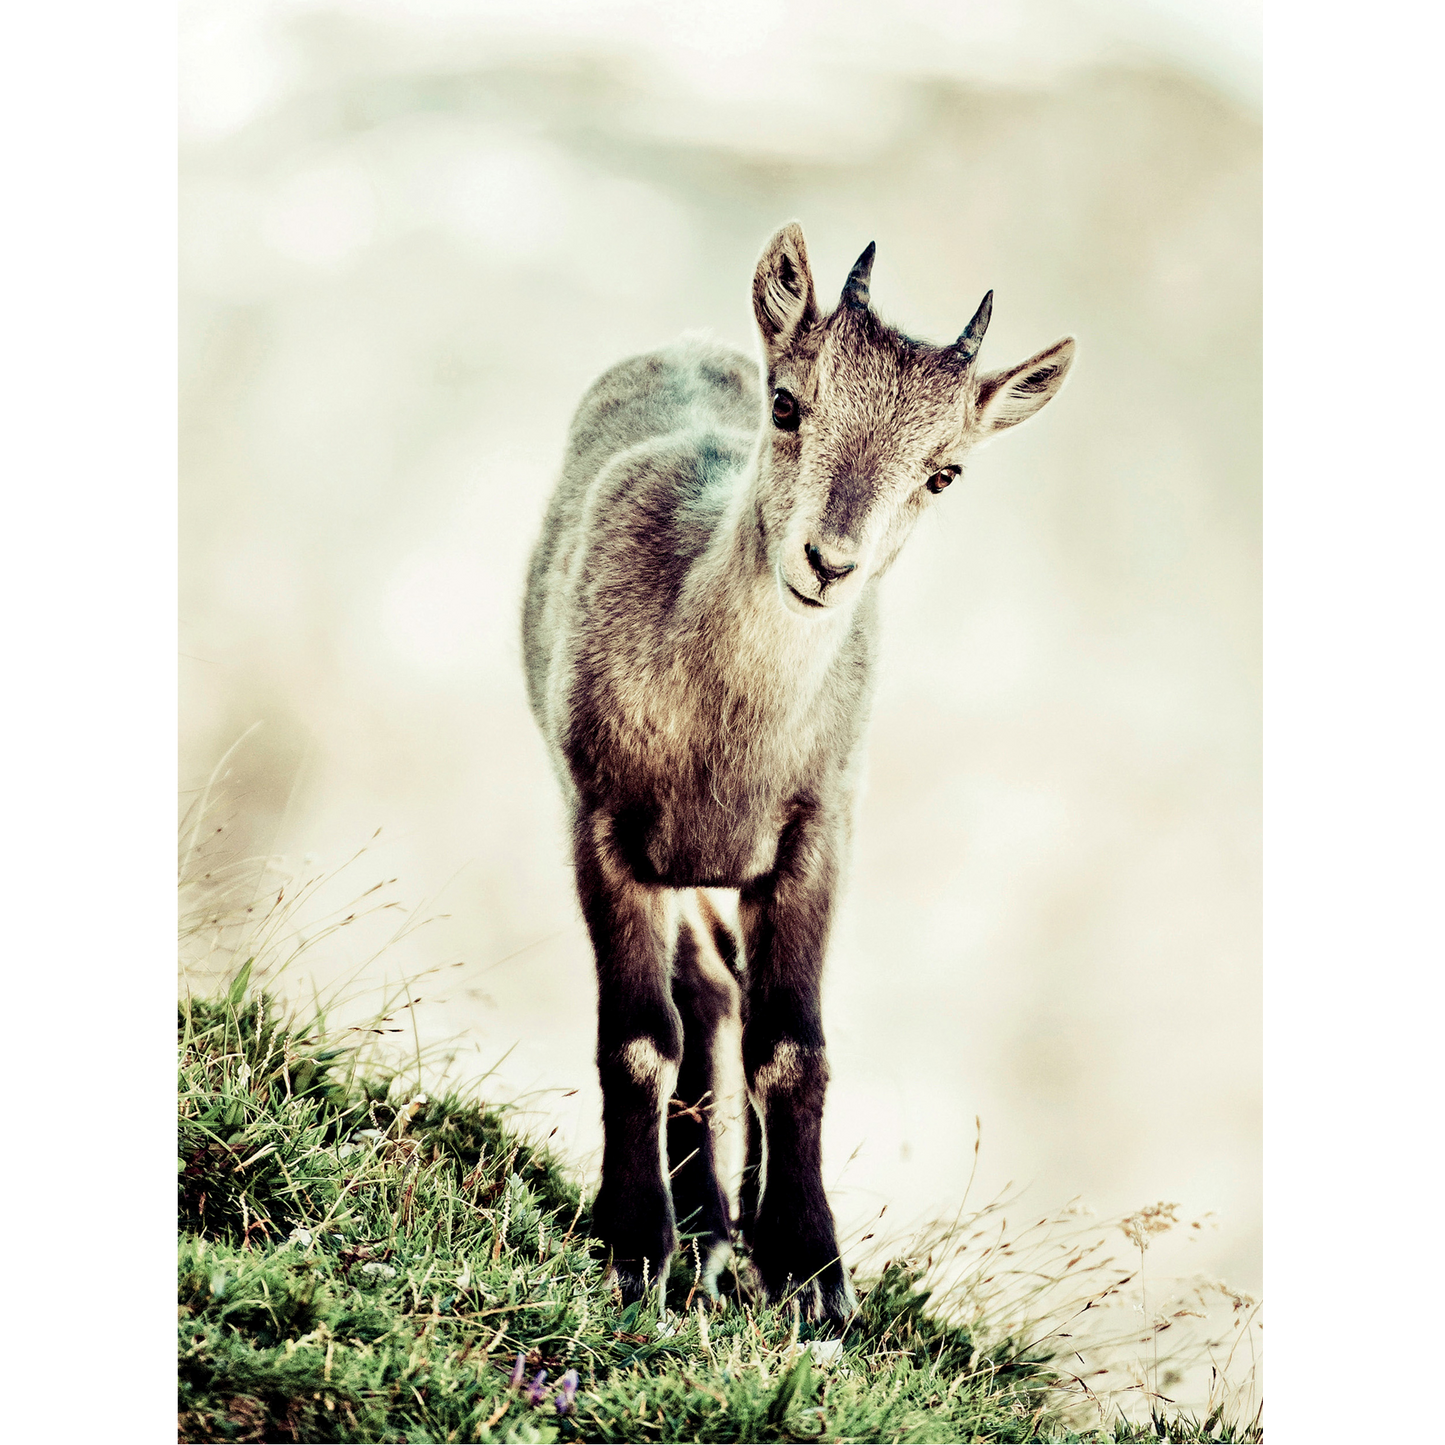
<box><xmin>752</xmin><ymin>222</ymin><xmax>818</xmax><ymax>356</ymax></box>
<box><xmin>975</xmin><ymin>337</ymin><xmax>1076</xmax><ymax>435</ymax></box>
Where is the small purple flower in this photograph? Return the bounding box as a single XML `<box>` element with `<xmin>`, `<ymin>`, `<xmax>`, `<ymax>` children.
<box><xmin>526</xmin><ymin>1370</ymin><xmax>550</xmax><ymax>1406</ymax></box>
<box><xmin>554</xmin><ymin>1369</ymin><xmax>580</xmax><ymax>1415</ymax></box>
<box><xmin>508</xmin><ymin>1352</ymin><xmax>526</xmax><ymax>1389</ymax></box>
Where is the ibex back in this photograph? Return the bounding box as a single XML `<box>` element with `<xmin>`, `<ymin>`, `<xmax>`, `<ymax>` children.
<box><xmin>522</xmin><ymin>222</ymin><xmax>1074</xmax><ymax>1324</ymax></box>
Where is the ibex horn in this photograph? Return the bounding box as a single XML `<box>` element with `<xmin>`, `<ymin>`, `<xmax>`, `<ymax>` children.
<box><xmin>841</xmin><ymin>242</ymin><xmax>876</xmax><ymax>309</ymax></box>
<box><xmin>954</xmin><ymin>290</ymin><xmax>994</xmax><ymax>366</ymax></box>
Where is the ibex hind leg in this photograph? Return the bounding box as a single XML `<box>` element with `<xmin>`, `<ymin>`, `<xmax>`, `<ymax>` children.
<box><xmin>738</xmin><ymin>1096</ymin><xmax>763</xmax><ymax>1246</ymax></box>
<box><xmin>667</xmin><ymin>901</ymin><xmax>740</xmax><ymax>1296</ymax></box>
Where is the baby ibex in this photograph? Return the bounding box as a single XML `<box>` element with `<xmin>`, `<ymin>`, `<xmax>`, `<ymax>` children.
<box><xmin>522</xmin><ymin>222</ymin><xmax>1074</xmax><ymax>1324</ymax></box>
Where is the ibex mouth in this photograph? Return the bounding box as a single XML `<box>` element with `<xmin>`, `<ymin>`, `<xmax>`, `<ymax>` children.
<box><xmin>785</xmin><ymin>582</ymin><xmax>825</xmax><ymax>609</ymax></box>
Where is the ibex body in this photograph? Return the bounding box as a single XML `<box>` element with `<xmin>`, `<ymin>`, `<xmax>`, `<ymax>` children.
<box><xmin>522</xmin><ymin>223</ymin><xmax>1074</xmax><ymax>1323</ymax></box>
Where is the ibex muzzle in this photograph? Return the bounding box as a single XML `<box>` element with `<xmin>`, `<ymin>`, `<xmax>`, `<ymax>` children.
<box><xmin>521</xmin><ymin>221</ymin><xmax>1075</xmax><ymax>1324</ymax></box>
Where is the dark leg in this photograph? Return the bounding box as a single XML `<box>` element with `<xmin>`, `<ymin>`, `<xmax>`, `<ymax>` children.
<box><xmin>573</xmin><ymin>809</ymin><xmax>682</xmax><ymax>1305</ymax></box>
<box><xmin>666</xmin><ymin>908</ymin><xmax>738</xmax><ymax>1291</ymax></box>
<box><xmin>738</xmin><ymin>803</ymin><xmax>856</xmax><ymax>1326</ymax></box>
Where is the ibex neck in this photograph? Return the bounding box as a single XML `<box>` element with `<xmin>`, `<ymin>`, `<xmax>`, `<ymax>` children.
<box><xmin>670</xmin><ymin>453</ymin><xmax>856</xmax><ymax>697</ymax></box>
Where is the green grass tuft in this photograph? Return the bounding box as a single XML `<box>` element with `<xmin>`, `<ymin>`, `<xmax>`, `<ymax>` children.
<box><xmin>177</xmin><ymin>987</ymin><xmax>1260</xmax><ymax>1443</ymax></box>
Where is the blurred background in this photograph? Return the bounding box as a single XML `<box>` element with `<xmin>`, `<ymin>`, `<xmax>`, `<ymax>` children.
<box><xmin>181</xmin><ymin>0</ymin><xmax>1261</xmax><ymax>1298</ymax></box>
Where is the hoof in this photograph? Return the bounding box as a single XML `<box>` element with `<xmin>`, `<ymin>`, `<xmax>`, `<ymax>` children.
<box><xmin>757</xmin><ymin>1260</ymin><xmax>855</xmax><ymax>1323</ymax></box>
<box><xmin>748</xmin><ymin>1208</ymin><xmax>855</xmax><ymax>1326</ymax></box>
<box><xmin>696</xmin><ymin>1237</ymin><xmax>733</xmax><ymax>1298</ymax></box>
<box><xmin>605</xmin><ymin>1262</ymin><xmax>668</xmax><ymax>1313</ymax></box>
<box><xmin>787</xmin><ymin>1269</ymin><xmax>856</xmax><ymax>1328</ymax></box>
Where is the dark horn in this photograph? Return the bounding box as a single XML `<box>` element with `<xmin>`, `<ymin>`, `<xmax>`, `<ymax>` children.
<box><xmin>840</xmin><ymin>242</ymin><xmax>876</xmax><ymax>309</ymax></box>
<box><xmin>954</xmin><ymin>289</ymin><xmax>994</xmax><ymax>366</ymax></box>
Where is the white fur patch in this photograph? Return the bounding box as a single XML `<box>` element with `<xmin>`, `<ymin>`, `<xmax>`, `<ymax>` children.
<box><xmin>701</xmin><ymin>1238</ymin><xmax>732</xmax><ymax>1293</ymax></box>
<box><xmin>623</xmin><ymin>1038</ymin><xmax>668</xmax><ymax>1087</ymax></box>
<box><xmin>755</xmin><ymin>1039</ymin><xmax>807</xmax><ymax>1095</ymax></box>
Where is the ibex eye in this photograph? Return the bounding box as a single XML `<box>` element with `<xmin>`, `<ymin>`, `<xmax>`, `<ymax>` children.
<box><xmin>925</xmin><ymin>468</ymin><xmax>958</xmax><ymax>494</ymax></box>
<box><xmin>771</xmin><ymin>389</ymin><xmax>800</xmax><ymax>431</ymax></box>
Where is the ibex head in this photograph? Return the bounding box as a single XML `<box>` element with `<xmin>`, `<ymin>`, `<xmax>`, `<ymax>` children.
<box><xmin>751</xmin><ymin>221</ymin><xmax>1075</xmax><ymax>616</ymax></box>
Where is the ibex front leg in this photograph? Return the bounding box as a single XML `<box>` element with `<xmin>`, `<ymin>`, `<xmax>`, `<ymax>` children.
<box><xmin>739</xmin><ymin>806</ymin><xmax>856</xmax><ymax>1327</ymax></box>
<box><xmin>573</xmin><ymin>810</ymin><xmax>682</xmax><ymax>1305</ymax></box>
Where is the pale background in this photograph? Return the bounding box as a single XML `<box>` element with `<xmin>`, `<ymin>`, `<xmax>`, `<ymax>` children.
<box><xmin>181</xmin><ymin>0</ymin><xmax>1261</xmax><ymax>1295</ymax></box>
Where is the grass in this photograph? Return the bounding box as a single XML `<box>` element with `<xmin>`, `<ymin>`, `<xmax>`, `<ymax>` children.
<box><xmin>176</xmin><ymin>795</ymin><xmax>1261</xmax><ymax>1442</ymax></box>
<box><xmin>177</xmin><ymin>979</ymin><xmax>1263</xmax><ymax>1443</ymax></box>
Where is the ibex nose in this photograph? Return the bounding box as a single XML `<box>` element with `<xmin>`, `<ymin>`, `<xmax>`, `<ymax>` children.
<box><xmin>804</xmin><ymin>541</ymin><xmax>857</xmax><ymax>585</ymax></box>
